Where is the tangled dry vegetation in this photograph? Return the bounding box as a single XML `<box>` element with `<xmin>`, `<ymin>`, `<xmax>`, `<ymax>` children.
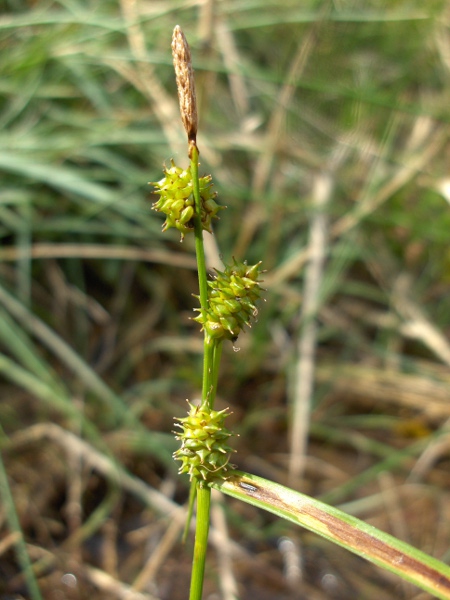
<box><xmin>1</xmin><ymin>1</ymin><xmax>450</xmax><ymax>599</ymax></box>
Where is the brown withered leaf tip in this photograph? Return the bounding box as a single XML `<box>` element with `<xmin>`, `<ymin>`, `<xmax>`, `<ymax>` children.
<box><xmin>172</xmin><ymin>25</ymin><xmax>198</xmax><ymax>143</ymax></box>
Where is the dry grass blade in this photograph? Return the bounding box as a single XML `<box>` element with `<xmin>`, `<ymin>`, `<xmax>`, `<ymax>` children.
<box><xmin>118</xmin><ymin>0</ymin><xmax>183</xmax><ymax>153</ymax></box>
<box><xmin>288</xmin><ymin>169</ymin><xmax>332</xmax><ymax>486</ymax></box>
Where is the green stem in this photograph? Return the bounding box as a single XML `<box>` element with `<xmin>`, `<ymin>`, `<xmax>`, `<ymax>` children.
<box><xmin>182</xmin><ymin>475</ymin><xmax>198</xmax><ymax>544</ymax></box>
<box><xmin>190</xmin><ymin>142</ymin><xmax>216</xmax><ymax>409</ymax></box>
<box><xmin>190</xmin><ymin>143</ymin><xmax>222</xmax><ymax>410</ymax></box>
<box><xmin>202</xmin><ymin>337</ymin><xmax>223</xmax><ymax>409</ymax></box>
<box><xmin>190</xmin><ymin>144</ymin><xmax>208</xmax><ymax>315</ymax></box>
<box><xmin>208</xmin><ymin>341</ymin><xmax>223</xmax><ymax>409</ymax></box>
<box><xmin>189</xmin><ymin>483</ymin><xmax>211</xmax><ymax>600</ymax></box>
<box><xmin>202</xmin><ymin>335</ymin><xmax>215</xmax><ymax>404</ymax></box>
<box><xmin>187</xmin><ymin>143</ymin><xmax>215</xmax><ymax>600</ymax></box>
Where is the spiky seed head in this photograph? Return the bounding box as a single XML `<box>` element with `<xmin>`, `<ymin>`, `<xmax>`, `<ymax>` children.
<box><xmin>151</xmin><ymin>160</ymin><xmax>224</xmax><ymax>239</ymax></box>
<box><xmin>194</xmin><ymin>259</ymin><xmax>264</xmax><ymax>341</ymax></box>
<box><xmin>173</xmin><ymin>401</ymin><xmax>236</xmax><ymax>482</ymax></box>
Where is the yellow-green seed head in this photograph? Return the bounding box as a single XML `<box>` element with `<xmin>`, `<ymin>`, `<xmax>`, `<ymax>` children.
<box><xmin>150</xmin><ymin>160</ymin><xmax>224</xmax><ymax>240</ymax></box>
<box><xmin>194</xmin><ymin>259</ymin><xmax>264</xmax><ymax>341</ymax></box>
<box><xmin>173</xmin><ymin>401</ymin><xmax>235</xmax><ymax>482</ymax></box>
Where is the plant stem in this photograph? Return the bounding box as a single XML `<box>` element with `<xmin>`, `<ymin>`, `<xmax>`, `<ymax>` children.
<box><xmin>190</xmin><ymin>142</ymin><xmax>223</xmax><ymax>410</ymax></box>
<box><xmin>202</xmin><ymin>337</ymin><xmax>223</xmax><ymax>408</ymax></box>
<box><xmin>189</xmin><ymin>483</ymin><xmax>211</xmax><ymax>600</ymax></box>
<box><xmin>190</xmin><ymin>144</ymin><xmax>208</xmax><ymax>316</ymax></box>
<box><xmin>202</xmin><ymin>336</ymin><xmax>215</xmax><ymax>404</ymax></box>
<box><xmin>208</xmin><ymin>340</ymin><xmax>223</xmax><ymax>409</ymax></box>
<box><xmin>182</xmin><ymin>474</ymin><xmax>198</xmax><ymax>544</ymax></box>
<box><xmin>187</xmin><ymin>141</ymin><xmax>216</xmax><ymax>600</ymax></box>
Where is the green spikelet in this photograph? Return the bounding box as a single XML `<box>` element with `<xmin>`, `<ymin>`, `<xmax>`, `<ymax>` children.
<box><xmin>151</xmin><ymin>160</ymin><xmax>224</xmax><ymax>239</ymax></box>
<box><xmin>173</xmin><ymin>401</ymin><xmax>235</xmax><ymax>482</ymax></box>
<box><xmin>194</xmin><ymin>259</ymin><xmax>264</xmax><ymax>341</ymax></box>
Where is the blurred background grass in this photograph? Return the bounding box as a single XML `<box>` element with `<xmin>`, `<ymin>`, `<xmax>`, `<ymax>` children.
<box><xmin>1</xmin><ymin>1</ymin><xmax>450</xmax><ymax>599</ymax></box>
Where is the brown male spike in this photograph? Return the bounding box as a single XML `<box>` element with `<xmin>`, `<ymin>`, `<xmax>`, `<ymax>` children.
<box><xmin>171</xmin><ymin>25</ymin><xmax>198</xmax><ymax>145</ymax></box>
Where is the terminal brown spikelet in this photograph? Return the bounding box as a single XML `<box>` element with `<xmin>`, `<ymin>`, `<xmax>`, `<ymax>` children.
<box><xmin>172</xmin><ymin>25</ymin><xmax>198</xmax><ymax>144</ymax></box>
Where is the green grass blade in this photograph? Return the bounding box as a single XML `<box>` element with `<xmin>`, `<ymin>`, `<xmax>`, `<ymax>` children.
<box><xmin>0</xmin><ymin>452</ymin><xmax>43</xmax><ymax>600</ymax></box>
<box><xmin>214</xmin><ymin>471</ymin><xmax>450</xmax><ymax>600</ymax></box>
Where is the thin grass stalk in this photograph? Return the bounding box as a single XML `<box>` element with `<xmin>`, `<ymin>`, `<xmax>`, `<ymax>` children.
<box><xmin>189</xmin><ymin>484</ymin><xmax>211</xmax><ymax>600</ymax></box>
<box><xmin>188</xmin><ymin>144</ymin><xmax>218</xmax><ymax>600</ymax></box>
<box><xmin>0</xmin><ymin>453</ymin><xmax>43</xmax><ymax>600</ymax></box>
<box><xmin>190</xmin><ymin>146</ymin><xmax>209</xmax><ymax>319</ymax></box>
<box><xmin>289</xmin><ymin>169</ymin><xmax>332</xmax><ymax>486</ymax></box>
<box><xmin>185</xmin><ymin>144</ymin><xmax>216</xmax><ymax>599</ymax></box>
<box><xmin>209</xmin><ymin>341</ymin><xmax>223</xmax><ymax>409</ymax></box>
<box><xmin>182</xmin><ymin>478</ymin><xmax>198</xmax><ymax>544</ymax></box>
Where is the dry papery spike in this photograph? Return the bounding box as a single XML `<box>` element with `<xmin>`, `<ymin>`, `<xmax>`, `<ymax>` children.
<box><xmin>172</xmin><ymin>25</ymin><xmax>198</xmax><ymax>145</ymax></box>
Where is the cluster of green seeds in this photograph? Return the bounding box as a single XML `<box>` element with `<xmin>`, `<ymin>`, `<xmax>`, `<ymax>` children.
<box><xmin>194</xmin><ymin>259</ymin><xmax>264</xmax><ymax>341</ymax></box>
<box><xmin>151</xmin><ymin>160</ymin><xmax>223</xmax><ymax>239</ymax></box>
<box><xmin>173</xmin><ymin>401</ymin><xmax>235</xmax><ymax>482</ymax></box>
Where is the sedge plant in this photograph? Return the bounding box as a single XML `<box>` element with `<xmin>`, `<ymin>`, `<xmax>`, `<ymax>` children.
<box><xmin>151</xmin><ymin>25</ymin><xmax>450</xmax><ymax>600</ymax></box>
